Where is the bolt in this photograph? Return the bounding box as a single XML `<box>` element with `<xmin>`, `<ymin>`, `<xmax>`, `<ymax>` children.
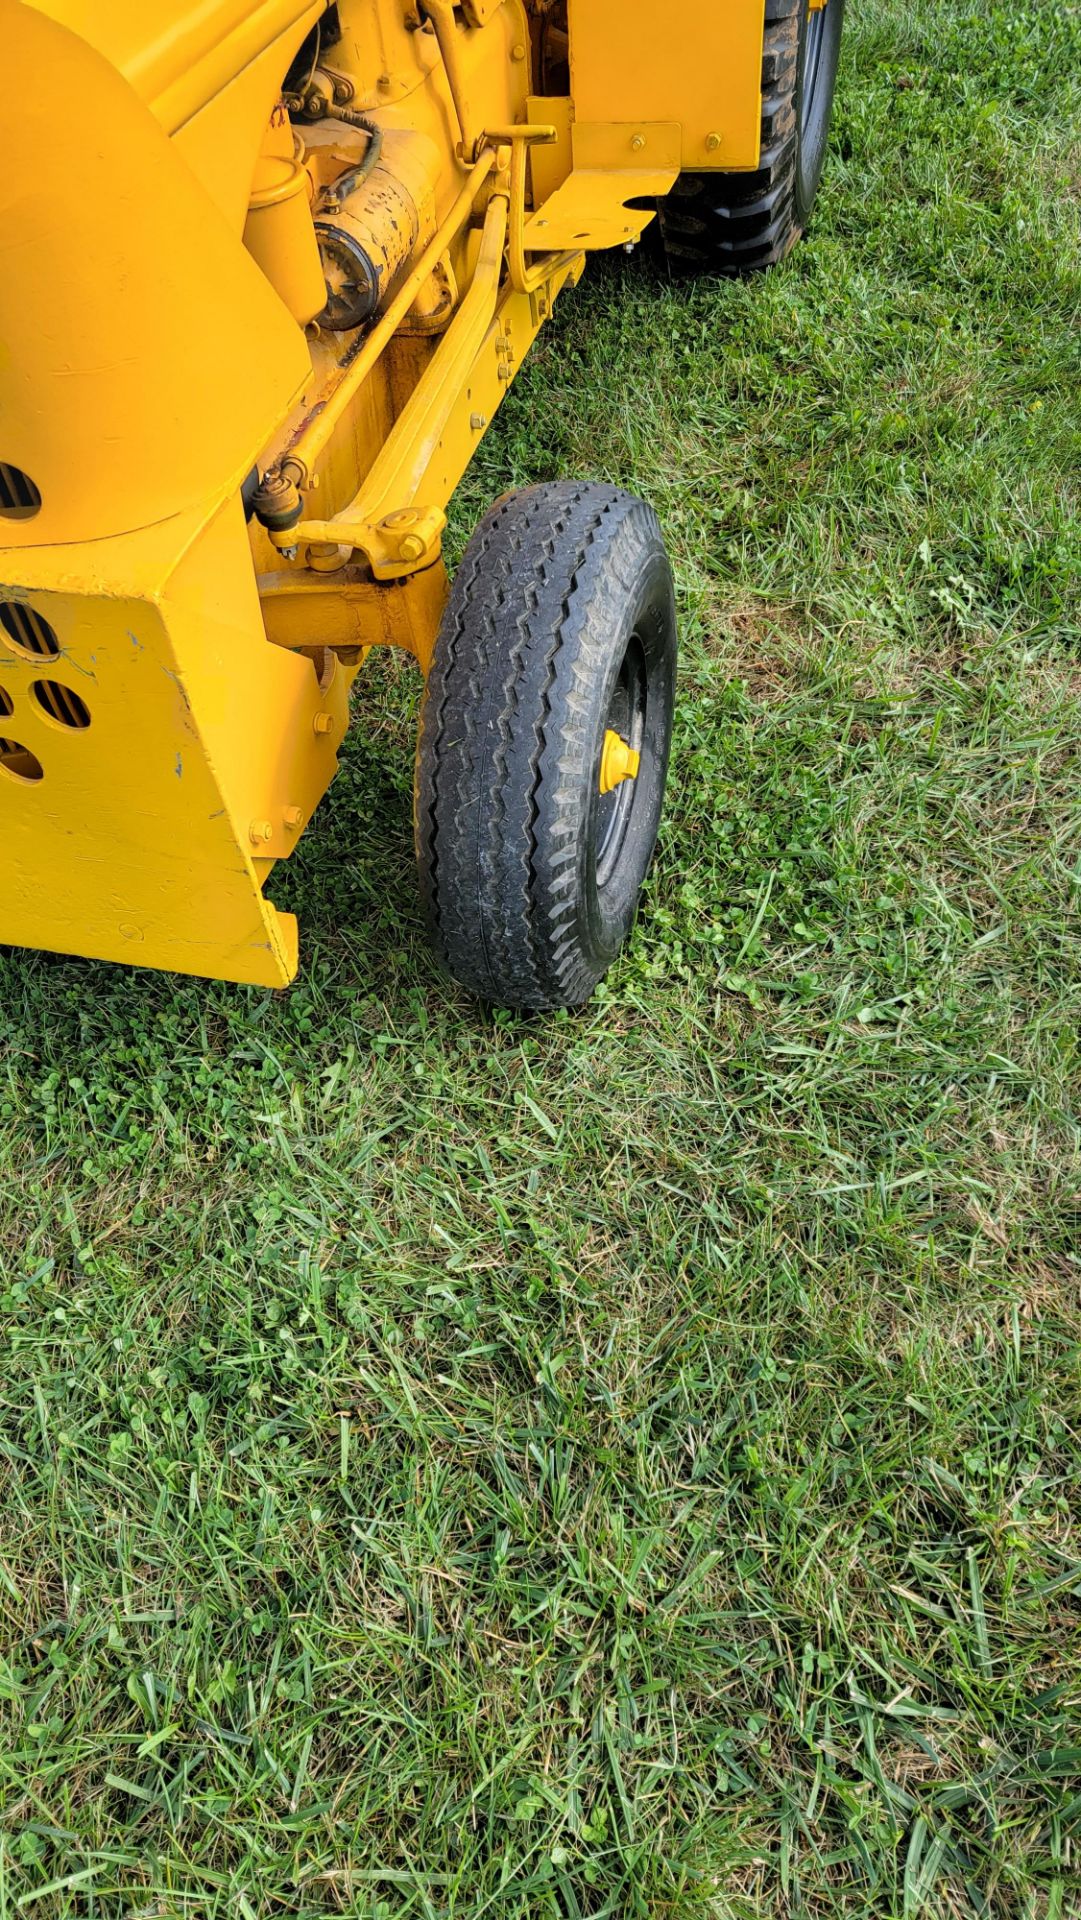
<box><xmin>377</xmin><ymin>72</ymin><xmax>392</xmax><ymax>90</ymax></box>
<box><xmin>249</xmin><ymin>819</ymin><xmax>273</xmax><ymax>845</ymax></box>
<box><xmin>511</xmin><ymin>41</ymin><xmax>526</xmax><ymax>61</ymax></box>
<box><xmin>382</xmin><ymin>509</ymin><xmax>419</xmax><ymax>529</ymax></box>
<box><xmin>631</xmin><ymin>133</ymin><xmax>646</xmax><ymax>152</ymax></box>
<box><xmin>470</xmin><ymin>412</ymin><xmax>488</xmax><ymax>431</ymax></box>
<box><xmin>283</xmin><ymin>806</ymin><xmax>304</xmax><ymax>831</ymax></box>
<box><xmin>399</xmin><ymin>533</ymin><xmax>426</xmax><ymax>561</ymax></box>
<box><xmin>705</xmin><ymin>131</ymin><xmax>721</xmax><ymax>153</ymax></box>
<box><xmin>313</xmin><ymin>712</ymin><xmax>334</xmax><ymax>736</ymax></box>
<box><xmin>280</xmin><ymin>545</ymin><xmax>298</xmax><ymax>562</ymax></box>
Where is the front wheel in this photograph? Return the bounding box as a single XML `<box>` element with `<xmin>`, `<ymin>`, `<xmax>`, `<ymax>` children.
<box><xmin>414</xmin><ymin>483</ymin><xmax>677</xmax><ymax>1010</ymax></box>
<box><xmin>658</xmin><ymin>0</ymin><xmax>846</xmax><ymax>276</ymax></box>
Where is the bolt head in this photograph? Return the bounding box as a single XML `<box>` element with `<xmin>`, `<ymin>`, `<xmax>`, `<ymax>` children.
<box><xmin>283</xmin><ymin>806</ymin><xmax>304</xmax><ymax>830</ymax></box>
<box><xmin>249</xmin><ymin>819</ymin><xmax>273</xmax><ymax>845</ymax></box>
<box><xmin>399</xmin><ymin>533</ymin><xmax>426</xmax><ymax>561</ymax></box>
<box><xmin>705</xmin><ymin>131</ymin><xmax>721</xmax><ymax>152</ymax></box>
<box><xmin>631</xmin><ymin>133</ymin><xmax>646</xmax><ymax>152</ymax></box>
<box><xmin>313</xmin><ymin>712</ymin><xmax>334</xmax><ymax>736</ymax></box>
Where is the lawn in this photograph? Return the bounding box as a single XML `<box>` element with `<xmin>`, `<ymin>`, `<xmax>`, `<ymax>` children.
<box><xmin>1</xmin><ymin>2</ymin><xmax>1080</xmax><ymax>1915</ymax></box>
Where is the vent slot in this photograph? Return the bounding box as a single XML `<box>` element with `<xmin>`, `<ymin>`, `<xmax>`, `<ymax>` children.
<box><xmin>0</xmin><ymin>603</ymin><xmax>60</xmax><ymax>660</ymax></box>
<box><xmin>0</xmin><ymin>739</ymin><xmax>44</xmax><ymax>782</ymax></box>
<box><xmin>32</xmin><ymin>679</ymin><xmax>91</xmax><ymax>730</ymax></box>
<box><xmin>0</xmin><ymin>465</ymin><xmax>42</xmax><ymax>521</ymax></box>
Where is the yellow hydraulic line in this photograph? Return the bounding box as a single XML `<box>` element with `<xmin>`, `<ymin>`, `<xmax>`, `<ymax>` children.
<box><xmin>289</xmin><ymin>188</ymin><xmax>511</xmax><ymax>545</ymax></box>
<box><xmin>278</xmin><ymin>147</ymin><xmax>496</xmax><ymax>486</ymax></box>
<box><xmin>423</xmin><ymin>0</ymin><xmax>480</xmax><ymax>157</ymax></box>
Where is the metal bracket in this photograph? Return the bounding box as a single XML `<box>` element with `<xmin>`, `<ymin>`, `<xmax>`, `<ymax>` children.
<box><xmin>259</xmin><ymin>555</ymin><xmax>450</xmax><ymax>675</ymax></box>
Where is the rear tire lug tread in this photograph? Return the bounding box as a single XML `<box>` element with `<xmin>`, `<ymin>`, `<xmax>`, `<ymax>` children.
<box><xmin>658</xmin><ymin>0</ymin><xmax>842</xmax><ymax>277</ymax></box>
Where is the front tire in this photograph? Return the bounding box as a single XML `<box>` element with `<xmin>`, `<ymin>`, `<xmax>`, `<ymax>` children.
<box><xmin>658</xmin><ymin>0</ymin><xmax>845</xmax><ymax>276</ymax></box>
<box><xmin>414</xmin><ymin>483</ymin><xmax>677</xmax><ymax>1010</ymax></box>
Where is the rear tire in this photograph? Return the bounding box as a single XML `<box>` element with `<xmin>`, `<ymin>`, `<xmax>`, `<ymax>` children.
<box><xmin>658</xmin><ymin>0</ymin><xmax>845</xmax><ymax>276</ymax></box>
<box><xmin>414</xmin><ymin>483</ymin><xmax>677</xmax><ymax>1010</ymax></box>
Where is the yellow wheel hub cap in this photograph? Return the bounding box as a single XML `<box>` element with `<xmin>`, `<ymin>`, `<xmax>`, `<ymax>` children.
<box><xmin>599</xmin><ymin>729</ymin><xmax>640</xmax><ymax>796</ymax></box>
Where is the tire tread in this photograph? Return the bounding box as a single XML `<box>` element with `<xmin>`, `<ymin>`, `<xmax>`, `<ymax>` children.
<box><xmin>415</xmin><ymin>484</ymin><xmax>671</xmax><ymax>1009</ymax></box>
<box><xmin>659</xmin><ymin>5</ymin><xmax>806</xmax><ymax>275</ymax></box>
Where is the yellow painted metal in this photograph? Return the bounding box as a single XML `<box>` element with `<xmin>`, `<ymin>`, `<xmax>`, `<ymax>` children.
<box><xmin>599</xmin><ymin>730</ymin><xmax>640</xmax><ymax>796</ymax></box>
<box><xmin>260</xmin><ymin>560</ymin><xmax>450</xmax><ymax>676</ymax></box>
<box><xmin>521</xmin><ymin>121</ymin><xmax>681</xmax><ymax>252</ymax></box>
<box><xmin>268</xmin><ymin>246</ymin><xmax>582</xmax><ymax>575</ymax></box>
<box><xmin>30</xmin><ymin>0</ymin><xmax>319</xmax><ymax>128</ymax></box>
<box><xmin>2</xmin><ymin>6</ymin><xmax>311</xmax><ymax>549</ymax></box>
<box><xmin>277</xmin><ymin>186</ymin><xmax>511</xmax><ymax>566</ymax></box>
<box><xmin>504</xmin><ymin>127</ymin><xmax>583</xmax><ymax>294</ymax></box>
<box><xmin>245</xmin><ymin>139</ymin><xmax>328</xmax><ymax>327</ymax></box>
<box><xmin>270</xmin><ymin>149</ymin><xmax>497</xmax><ymax>494</ymax></box>
<box><xmin>3</xmin><ymin>0</ymin><xmax>767</xmax><ymax>985</ymax></box>
<box><xmin>525</xmin><ymin>94</ymin><xmax>574</xmax><ymax>206</ymax></box>
<box><xmin>0</xmin><ymin>498</ymin><xmax>353</xmax><ymax>985</ymax></box>
<box><xmin>568</xmin><ymin>0</ymin><xmax>765</xmax><ymax>171</ymax></box>
<box><xmin>317</xmin><ymin>129</ymin><xmax>442</xmax><ymax>328</ymax></box>
<box><xmin>424</xmin><ymin>0</ymin><xmax>486</xmax><ymax>154</ymax></box>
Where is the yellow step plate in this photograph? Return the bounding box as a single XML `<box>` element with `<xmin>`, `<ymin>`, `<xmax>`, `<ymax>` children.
<box><xmin>523</xmin><ymin>121</ymin><xmax>681</xmax><ymax>253</ymax></box>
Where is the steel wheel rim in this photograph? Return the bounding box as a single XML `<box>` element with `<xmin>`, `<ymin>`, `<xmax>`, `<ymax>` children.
<box><xmin>595</xmin><ymin>634</ymin><xmax>647</xmax><ymax>887</ymax></box>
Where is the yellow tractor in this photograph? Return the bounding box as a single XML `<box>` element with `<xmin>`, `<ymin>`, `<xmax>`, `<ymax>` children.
<box><xmin>1</xmin><ymin>0</ymin><xmax>844</xmax><ymax>1007</ymax></box>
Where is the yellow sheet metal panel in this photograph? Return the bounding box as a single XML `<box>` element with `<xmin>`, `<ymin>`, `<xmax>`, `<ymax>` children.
<box><xmin>162</xmin><ymin>499</ymin><xmax>353</xmax><ymax>868</ymax></box>
<box><xmin>0</xmin><ymin>499</ymin><xmax>350</xmax><ymax>985</ymax></box>
<box><xmin>171</xmin><ymin>19</ymin><xmax>323</xmax><ymax>229</ymax></box>
<box><xmin>1</xmin><ymin>7</ymin><xmax>311</xmax><ymax>549</ymax></box>
<box><xmin>27</xmin><ymin>0</ymin><xmax>318</xmax><ymax>131</ymax></box>
<box><xmin>0</xmin><ymin>598</ymin><xmax>296</xmax><ymax>987</ymax></box>
<box><xmin>568</xmin><ymin>0</ymin><xmax>765</xmax><ymax>172</ymax></box>
<box><xmin>526</xmin><ymin>95</ymin><xmax>574</xmax><ymax>205</ymax></box>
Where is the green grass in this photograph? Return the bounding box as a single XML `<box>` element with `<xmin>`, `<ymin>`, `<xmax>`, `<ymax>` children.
<box><xmin>2</xmin><ymin>2</ymin><xmax>1080</xmax><ymax>1914</ymax></box>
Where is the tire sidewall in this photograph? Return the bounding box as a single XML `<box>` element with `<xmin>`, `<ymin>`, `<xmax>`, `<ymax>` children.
<box><xmin>574</xmin><ymin>540</ymin><xmax>677</xmax><ymax>972</ymax></box>
<box><xmin>795</xmin><ymin>0</ymin><xmax>845</xmax><ymax>226</ymax></box>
